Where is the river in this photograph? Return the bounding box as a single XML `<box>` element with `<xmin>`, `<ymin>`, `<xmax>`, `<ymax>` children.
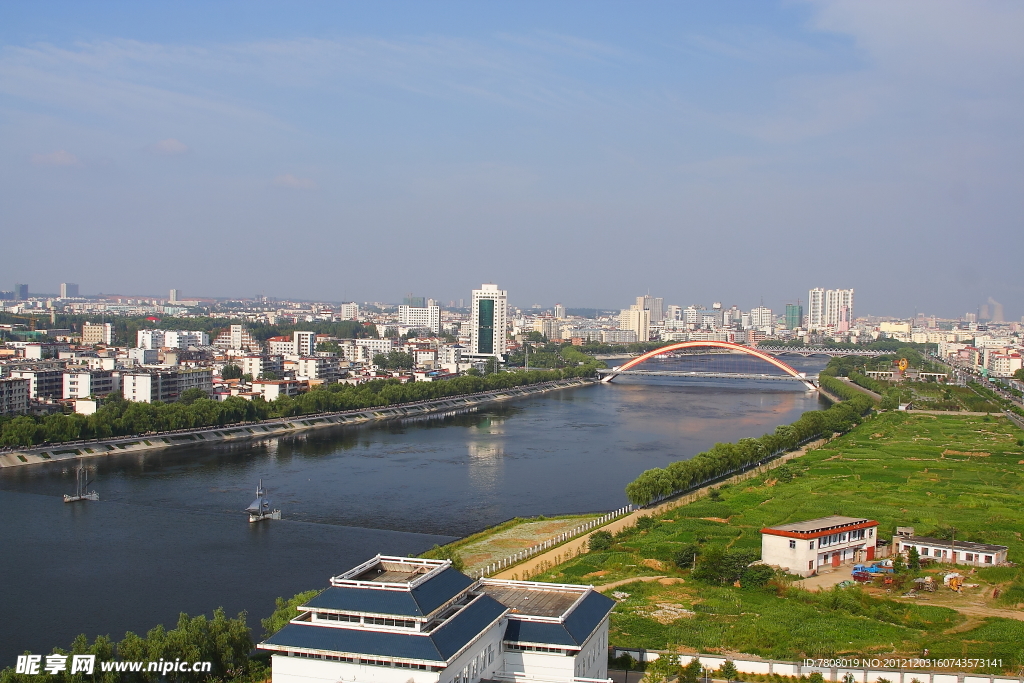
<box><xmin>0</xmin><ymin>355</ymin><xmax>827</xmax><ymax>664</ymax></box>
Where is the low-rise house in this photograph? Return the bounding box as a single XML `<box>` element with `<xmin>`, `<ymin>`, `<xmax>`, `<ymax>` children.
<box><xmin>252</xmin><ymin>379</ymin><xmax>302</xmax><ymax>401</ymax></box>
<box><xmin>761</xmin><ymin>515</ymin><xmax>879</xmax><ymax>577</ymax></box>
<box><xmin>894</xmin><ymin>536</ymin><xmax>1008</xmax><ymax>567</ymax></box>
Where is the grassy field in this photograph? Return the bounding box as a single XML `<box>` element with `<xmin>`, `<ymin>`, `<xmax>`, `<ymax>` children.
<box><xmin>421</xmin><ymin>513</ymin><xmax>600</xmax><ymax>572</ymax></box>
<box><xmin>532</xmin><ymin>412</ymin><xmax>1024</xmax><ymax>672</ymax></box>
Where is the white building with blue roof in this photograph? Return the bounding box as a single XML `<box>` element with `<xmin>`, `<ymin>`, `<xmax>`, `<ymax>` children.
<box><xmin>259</xmin><ymin>555</ymin><xmax>614</xmax><ymax>683</ymax></box>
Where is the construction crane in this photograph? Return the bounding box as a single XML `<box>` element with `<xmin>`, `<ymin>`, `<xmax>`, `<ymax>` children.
<box><xmin>3</xmin><ymin>313</ymin><xmax>44</xmax><ymax>331</ymax></box>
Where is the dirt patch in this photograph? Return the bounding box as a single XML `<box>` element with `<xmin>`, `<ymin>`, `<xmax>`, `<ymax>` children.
<box><xmin>701</xmin><ymin>517</ymin><xmax>730</xmax><ymax>524</ymax></box>
<box><xmin>763</xmin><ymin>479</ymin><xmax>778</xmax><ymax>487</ymax></box>
<box><xmin>658</xmin><ymin>577</ymin><xmax>684</xmax><ymax>586</ymax></box>
<box><xmin>642</xmin><ymin>559</ymin><xmax>667</xmax><ymax>571</ymax></box>
<box><xmin>644</xmin><ymin>602</ymin><xmax>695</xmax><ymax>624</ymax></box>
<box><xmin>582</xmin><ymin>570</ymin><xmax>610</xmax><ymax>579</ymax></box>
<box><xmin>942</xmin><ymin>449</ymin><xmax>990</xmax><ymax>457</ymax></box>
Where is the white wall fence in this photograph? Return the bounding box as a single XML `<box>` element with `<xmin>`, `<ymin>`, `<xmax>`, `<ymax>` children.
<box><xmin>612</xmin><ymin>650</ymin><xmax>1023</xmax><ymax>683</ymax></box>
<box><xmin>470</xmin><ymin>506</ymin><xmax>634</xmax><ymax>579</ymax></box>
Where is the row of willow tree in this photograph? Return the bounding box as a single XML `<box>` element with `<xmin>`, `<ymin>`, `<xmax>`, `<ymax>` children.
<box><xmin>0</xmin><ymin>367</ymin><xmax>595</xmax><ymax>448</ymax></box>
<box><xmin>624</xmin><ymin>369</ymin><xmax>875</xmax><ymax>506</ymax></box>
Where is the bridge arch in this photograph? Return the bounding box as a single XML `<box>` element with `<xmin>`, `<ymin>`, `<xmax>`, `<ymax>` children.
<box><xmin>600</xmin><ymin>340</ymin><xmax>810</xmax><ymax>386</ymax></box>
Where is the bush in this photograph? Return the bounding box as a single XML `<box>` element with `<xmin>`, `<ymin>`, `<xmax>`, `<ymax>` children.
<box><xmin>674</xmin><ymin>543</ymin><xmax>701</xmax><ymax>569</ymax></box>
<box><xmin>589</xmin><ymin>531</ymin><xmax>613</xmax><ymax>552</ymax></box>
<box><xmin>636</xmin><ymin>515</ymin><xmax>657</xmax><ymax>531</ymax></box>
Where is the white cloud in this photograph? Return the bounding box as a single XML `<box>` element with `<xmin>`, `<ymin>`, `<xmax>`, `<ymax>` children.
<box><xmin>273</xmin><ymin>174</ymin><xmax>317</xmax><ymax>189</ymax></box>
<box><xmin>30</xmin><ymin>149</ymin><xmax>81</xmax><ymax>166</ymax></box>
<box><xmin>151</xmin><ymin>138</ymin><xmax>188</xmax><ymax>155</ymax></box>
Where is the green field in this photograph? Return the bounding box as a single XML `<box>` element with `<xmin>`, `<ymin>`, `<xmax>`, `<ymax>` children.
<box><xmin>533</xmin><ymin>412</ymin><xmax>1024</xmax><ymax>672</ymax></box>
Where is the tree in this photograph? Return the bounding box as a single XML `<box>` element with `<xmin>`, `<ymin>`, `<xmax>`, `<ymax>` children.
<box><xmin>808</xmin><ymin>672</ymin><xmax>825</xmax><ymax>683</ymax></box>
<box><xmin>588</xmin><ymin>530</ymin><xmax>613</xmax><ymax>552</ymax></box>
<box><xmin>221</xmin><ymin>364</ymin><xmax>243</xmax><ymax>380</ymax></box>
<box><xmin>679</xmin><ymin>658</ymin><xmax>703</xmax><ymax>683</ymax></box>
<box><xmin>718</xmin><ymin>661</ymin><xmax>739</xmax><ymax>683</ymax></box>
<box><xmin>1013</xmin><ymin>368</ymin><xmax>1024</xmax><ymax>381</ymax></box>
<box><xmin>908</xmin><ymin>546</ymin><xmax>921</xmax><ymax>571</ymax></box>
<box><xmin>892</xmin><ymin>553</ymin><xmax>906</xmax><ymax>573</ymax></box>
<box><xmin>178</xmin><ymin>388</ymin><xmax>208</xmax><ymax>405</ymax></box>
<box><xmin>673</xmin><ymin>543</ymin><xmax>701</xmax><ymax>570</ymax></box>
<box><xmin>740</xmin><ymin>564</ymin><xmax>775</xmax><ymax>588</ymax></box>
<box><xmin>644</xmin><ymin>655</ymin><xmax>679</xmax><ymax>683</ymax></box>
<box><xmin>262</xmin><ymin>590</ymin><xmax>322</xmax><ymax>638</ymax></box>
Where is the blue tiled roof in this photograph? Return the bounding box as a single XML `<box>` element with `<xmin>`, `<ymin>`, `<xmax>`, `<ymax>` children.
<box><xmin>431</xmin><ymin>595</ymin><xmax>507</xmax><ymax>659</ymax></box>
<box><xmin>563</xmin><ymin>592</ymin><xmax>615</xmax><ymax>645</ymax></box>
<box><xmin>303</xmin><ymin>569</ymin><xmax>474</xmax><ymax>618</ymax></box>
<box><xmin>263</xmin><ymin>623</ymin><xmax>444</xmax><ymax>661</ymax></box>
<box><xmin>504</xmin><ymin>592</ymin><xmax>615</xmax><ymax>648</ymax></box>
<box><xmin>263</xmin><ymin>595</ymin><xmax>508</xmax><ymax>663</ymax></box>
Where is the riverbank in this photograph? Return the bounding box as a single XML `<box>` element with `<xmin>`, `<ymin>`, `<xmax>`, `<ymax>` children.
<box><xmin>530</xmin><ymin>411</ymin><xmax>1024</xmax><ymax>673</ymax></box>
<box><xmin>0</xmin><ymin>377</ymin><xmax>596</xmax><ymax>468</ymax></box>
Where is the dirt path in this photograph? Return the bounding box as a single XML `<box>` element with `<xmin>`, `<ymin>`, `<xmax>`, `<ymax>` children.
<box><xmin>892</xmin><ymin>598</ymin><xmax>1024</xmax><ymax>622</ymax></box>
<box><xmin>594</xmin><ymin>575</ymin><xmax>669</xmax><ymax>591</ymax></box>
<box><xmin>837</xmin><ymin>377</ymin><xmax>882</xmax><ymax>401</ymax></box>
<box><xmin>489</xmin><ymin>436</ymin><xmax>834</xmax><ymax>581</ymax></box>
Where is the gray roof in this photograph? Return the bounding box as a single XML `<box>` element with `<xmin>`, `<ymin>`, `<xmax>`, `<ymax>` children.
<box><xmin>503</xmin><ymin>592</ymin><xmax>615</xmax><ymax>648</ymax></box>
<box><xmin>899</xmin><ymin>536</ymin><xmax>1008</xmax><ymax>553</ymax></box>
<box><xmin>764</xmin><ymin>516</ymin><xmax>873</xmax><ymax>534</ymax></box>
<box><xmin>263</xmin><ymin>594</ymin><xmax>507</xmax><ymax>662</ymax></box>
<box><xmin>304</xmin><ymin>568</ymin><xmax>474</xmax><ymax>617</ymax></box>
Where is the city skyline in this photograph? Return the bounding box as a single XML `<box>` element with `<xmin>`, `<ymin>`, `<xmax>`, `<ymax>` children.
<box><xmin>2</xmin><ymin>2</ymin><xmax>1022</xmax><ymax>318</ymax></box>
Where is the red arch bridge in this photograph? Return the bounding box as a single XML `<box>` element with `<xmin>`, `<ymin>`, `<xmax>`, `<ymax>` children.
<box><xmin>597</xmin><ymin>340</ymin><xmax>819</xmax><ymax>391</ymax></box>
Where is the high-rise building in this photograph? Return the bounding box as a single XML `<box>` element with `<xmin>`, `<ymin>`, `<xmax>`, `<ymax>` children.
<box><xmin>338</xmin><ymin>302</ymin><xmax>359</xmax><ymax>319</ymax></box>
<box><xmin>785</xmin><ymin>303</ymin><xmax>803</xmax><ymax>331</ymax></box>
<box><xmin>619</xmin><ymin>305</ymin><xmax>651</xmax><ymax>342</ymax></box>
<box><xmin>60</xmin><ymin>283</ymin><xmax>79</xmax><ymax>299</ymax></box>
<box><xmin>15</xmin><ymin>284</ymin><xmax>28</xmax><ymax>300</ymax></box>
<box><xmin>554</xmin><ymin>303</ymin><xmax>566</xmax><ymax>319</ymax></box>
<box><xmin>294</xmin><ymin>331</ymin><xmax>317</xmax><ymax>356</ymax></box>
<box><xmin>403</xmin><ymin>295</ymin><xmax>426</xmax><ymax>308</ymax></box>
<box><xmin>750</xmin><ymin>306</ymin><xmax>774</xmax><ymax>329</ymax></box>
<box><xmin>635</xmin><ymin>295</ymin><xmax>664</xmax><ymax>324</ymax></box>
<box><xmin>807</xmin><ymin>288</ymin><xmax>826</xmax><ymax>329</ymax></box>
<box><xmin>398</xmin><ymin>304</ymin><xmax>441</xmax><ymax>334</ymax></box>
<box><xmin>824</xmin><ymin>289</ymin><xmax>855</xmax><ymax>329</ymax></box>
<box><xmin>665</xmin><ymin>305</ymin><xmax>682</xmax><ymax>321</ymax></box>
<box><xmin>470</xmin><ymin>284</ymin><xmax>508</xmax><ymax>357</ymax></box>
<box><xmin>213</xmin><ymin>324</ymin><xmax>261</xmax><ymax>352</ymax></box>
<box><xmin>169</xmin><ymin>289</ymin><xmax>179</xmax><ymax>303</ymax></box>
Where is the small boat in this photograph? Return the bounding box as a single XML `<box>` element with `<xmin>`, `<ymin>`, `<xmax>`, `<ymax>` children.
<box><xmin>64</xmin><ymin>465</ymin><xmax>99</xmax><ymax>503</ymax></box>
<box><xmin>246</xmin><ymin>479</ymin><xmax>281</xmax><ymax>523</ymax></box>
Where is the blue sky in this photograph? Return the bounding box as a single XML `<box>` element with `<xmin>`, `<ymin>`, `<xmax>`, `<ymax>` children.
<box><xmin>2</xmin><ymin>1</ymin><xmax>1022</xmax><ymax>318</ymax></box>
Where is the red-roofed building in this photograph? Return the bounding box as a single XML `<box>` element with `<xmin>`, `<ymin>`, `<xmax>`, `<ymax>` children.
<box><xmin>761</xmin><ymin>515</ymin><xmax>878</xmax><ymax>576</ymax></box>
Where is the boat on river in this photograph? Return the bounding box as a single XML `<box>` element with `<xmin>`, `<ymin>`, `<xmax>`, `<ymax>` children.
<box><xmin>246</xmin><ymin>479</ymin><xmax>281</xmax><ymax>523</ymax></box>
<box><xmin>64</xmin><ymin>465</ymin><xmax>99</xmax><ymax>503</ymax></box>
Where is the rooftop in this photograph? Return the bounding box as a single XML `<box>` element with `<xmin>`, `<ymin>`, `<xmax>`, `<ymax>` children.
<box><xmin>763</xmin><ymin>515</ymin><xmax>877</xmax><ymax>536</ymax></box>
<box><xmin>479</xmin><ymin>581</ymin><xmax>585</xmax><ymax>619</ymax></box>
<box><xmin>900</xmin><ymin>536</ymin><xmax>1008</xmax><ymax>553</ymax></box>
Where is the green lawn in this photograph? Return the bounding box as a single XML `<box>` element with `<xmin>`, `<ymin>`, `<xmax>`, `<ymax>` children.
<box><xmin>533</xmin><ymin>412</ymin><xmax>1024</xmax><ymax>672</ymax></box>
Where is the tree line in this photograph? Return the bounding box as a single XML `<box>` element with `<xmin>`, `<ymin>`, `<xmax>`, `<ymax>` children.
<box><xmin>0</xmin><ymin>368</ymin><xmax>595</xmax><ymax>448</ymax></box>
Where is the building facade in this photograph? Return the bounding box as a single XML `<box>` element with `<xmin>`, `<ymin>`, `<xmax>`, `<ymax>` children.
<box><xmin>121</xmin><ymin>368</ymin><xmax>212</xmax><ymax>403</ymax></box>
<box><xmin>618</xmin><ymin>306</ymin><xmax>650</xmax><ymax>343</ymax></box>
<box><xmin>258</xmin><ymin>555</ymin><xmax>613</xmax><ymax>683</ymax></box>
<box><xmin>81</xmin><ymin>322</ymin><xmax>114</xmax><ymax>346</ymax></box>
<box><xmin>8</xmin><ymin>368</ymin><xmax>65</xmax><ymax>400</ymax></box>
<box><xmin>63</xmin><ymin>369</ymin><xmax>120</xmax><ymax>399</ymax></box>
<box><xmin>894</xmin><ymin>536</ymin><xmax>1008</xmax><ymax>567</ymax></box>
<box><xmin>470</xmin><ymin>284</ymin><xmax>508</xmax><ymax>358</ymax></box>
<box><xmin>60</xmin><ymin>283</ymin><xmax>79</xmax><ymax>299</ymax></box>
<box><xmin>0</xmin><ymin>377</ymin><xmax>30</xmax><ymax>415</ymax></box>
<box><xmin>399</xmin><ymin>306</ymin><xmax>441</xmax><ymax>335</ymax></box>
<box><xmin>761</xmin><ymin>515</ymin><xmax>879</xmax><ymax>577</ymax></box>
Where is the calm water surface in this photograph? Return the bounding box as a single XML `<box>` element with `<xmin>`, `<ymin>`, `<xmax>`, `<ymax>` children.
<box><xmin>0</xmin><ymin>357</ymin><xmax>827</xmax><ymax>663</ymax></box>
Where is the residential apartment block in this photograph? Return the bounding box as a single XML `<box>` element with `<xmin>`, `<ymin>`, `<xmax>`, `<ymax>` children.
<box><xmin>0</xmin><ymin>377</ymin><xmax>30</xmax><ymax>415</ymax></box>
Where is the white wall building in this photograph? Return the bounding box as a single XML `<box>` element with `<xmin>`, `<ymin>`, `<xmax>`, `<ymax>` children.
<box><xmin>399</xmin><ymin>305</ymin><xmax>441</xmax><ymax>335</ymax></box>
<box><xmin>63</xmin><ymin>369</ymin><xmax>120</xmax><ymax>399</ymax></box>
<box><xmin>619</xmin><ymin>305</ymin><xmax>650</xmax><ymax>343</ymax></box>
<box><xmin>137</xmin><ymin>329</ymin><xmax>209</xmax><ymax>349</ymax></box>
<box><xmin>761</xmin><ymin>515</ymin><xmax>878</xmax><ymax>577</ymax></box>
<box><xmin>749</xmin><ymin>306</ymin><xmax>773</xmax><ymax>330</ymax></box>
<box><xmin>894</xmin><ymin>536</ymin><xmax>1008</xmax><ymax>567</ymax></box>
<box><xmin>121</xmin><ymin>368</ymin><xmax>212</xmax><ymax>403</ymax></box>
<box><xmin>470</xmin><ymin>284</ymin><xmax>508</xmax><ymax>358</ymax></box>
<box><xmin>258</xmin><ymin>555</ymin><xmax>613</xmax><ymax>683</ymax></box>
<box><xmin>338</xmin><ymin>303</ymin><xmax>360</xmax><ymax>320</ymax></box>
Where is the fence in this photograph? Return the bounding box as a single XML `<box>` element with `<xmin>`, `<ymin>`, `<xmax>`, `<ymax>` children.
<box><xmin>470</xmin><ymin>505</ymin><xmax>633</xmax><ymax>578</ymax></box>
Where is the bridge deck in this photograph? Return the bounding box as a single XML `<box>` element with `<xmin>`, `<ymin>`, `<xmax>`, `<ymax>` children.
<box><xmin>596</xmin><ymin>369</ymin><xmax>818</xmax><ymax>382</ymax></box>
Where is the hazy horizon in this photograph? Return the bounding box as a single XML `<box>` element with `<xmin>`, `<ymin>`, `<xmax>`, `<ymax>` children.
<box><xmin>2</xmin><ymin>1</ymin><xmax>1022</xmax><ymax>319</ymax></box>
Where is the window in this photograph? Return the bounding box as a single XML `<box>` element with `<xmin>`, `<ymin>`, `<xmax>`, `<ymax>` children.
<box><xmin>809</xmin><ymin>541</ymin><xmax>814</xmax><ymax>549</ymax></box>
<box><xmin>965</xmin><ymin>553</ymin><xmax>974</xmax><ymax>562</ymax></box>
<box><xmin>985</xmin><ymin>555</ymin><xmax>993</xmax><ymax>564</ymax></box>
<box><xmin>920</xmin><ymin>548</ymin><xmax>928</xmax><ymax>556</ymax></box>
<box><xmin>789</xmin><ymin>540</ymin><xmax>796</xmax><ymax>549</ymax></box>
<box><xmin>808</xmin><ymin>561</ymin><xmax>814</xmax><ymax>570</ymax></box>
<box><xmin>869</xmin><ymin>529</ymin><xmax>873</xmax><ymax>537</ymax></box>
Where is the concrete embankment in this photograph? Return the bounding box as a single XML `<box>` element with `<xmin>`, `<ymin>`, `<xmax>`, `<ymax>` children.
<box><xmin>0</xmin><ymin>378</ymin><xmax>596</xmax><ymax>469</ymax></box>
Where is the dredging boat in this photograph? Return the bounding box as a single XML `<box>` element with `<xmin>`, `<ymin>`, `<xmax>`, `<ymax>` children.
<box><xmin>64</xmin><ymin>465</ymin><xmax>99</xmax><ymax>503</ymax></box>
<box><xmin>246</xmin><ymin>479</ymin><xmax>281</xmax><ymax>523</ymax></box>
